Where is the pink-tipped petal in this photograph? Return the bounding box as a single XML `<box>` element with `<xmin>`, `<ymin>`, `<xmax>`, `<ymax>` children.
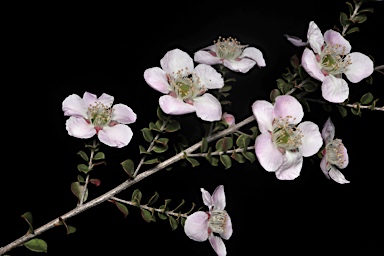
<box><xmin>112</xmin><ymin>104</ymin><xmax>137</xmax><ymax>124</ymax></box>
<box><xmin>211</xmin><ymin>185</ymin><xmax>226</xmax><ymax>211</ymax></box>
<box><xmin>98</xmin><ymin>124</ymin><xmax>133</xmax><ymax>148</ymax></box>
<box><xmin>83</xmin><ymin>92</ymin><xmax>114</xmax><ymax>107</ymax></box>
<box><xmin>223</xmin><ymin>58</ymin><xmax>256</xmax><ymax>73</ymax></box>
<box><xmin>96</xmin><ymin>93</ymin><xmax>115</xmax><ymax>106</ymax></box>
<box><xmin>251</xmin><ymin>100</ymin><xmax>274</xmax><ymax>134</ymax></box>
<box><xmin>144</xmin><ymin>67</ymin><xmax>171</xmax><ymax>94</ymax></box>
<box><xmin>284</xmin><ymin>34</ymin><xmax>308</xmax><ymax>47</ymax></box>
<box><xmin>298</xmin><ymin>121</ymin><xmax>323</xmax><ymax>157</ymax></box>
<box><xmin>321</xmin><ymin>76</ymin><xmax>349</xmax><ymax>103</ymax></box>
<box><xmin>324</xmin><ymin>30</ymin><xmax>351</xmax><ymax>54</ymax></box>
<box><xmin>184</xmin><ymin>211</ymin><xmax>209</xmax><ymax>242</ymax></box>
<box><xmin>321</xmin><ymin>117</ymin><xmax>335</xmax><ymax>144</ymax></box>
<box><xmin>209</xmin><ymin>235</ymin><xmax>227</xmax><ymax>256</ymax></box>
<box><xmin>274</xmin><ymin>95</ymin><xmax>304</xmax><ymax>124</ymax></box>
<box><xmin>320</xmin><ymin>156</ymin><xmax>330</xmax><ymax>179</ymax></box>
<box><xmin>160</xmin><ymin>48</ymin><xmax>194</xmax><ymax>76</ymax></box>
<box><xmin>201</xmin><ymin>188</ymin><xmax>213</xmax><ymax>208</ymax></box>
<box><xmin>255</xmin><ymin>133</ymin><xmax>284</xmax><ymax>172</ymax></box>
<box><xmin>302</xmin><ymin>48</ymin><xmax>325</xmax><ymax>81</ymax></box>
<box><xmin>62</xmin><ymin>94</ymin><xmax>88</xmax><ymax>118</ymax></box>
<box><xmin>159</xmin><ymin>95</ymin><xmax>196</xmax><ymax>115</ymax></box>
<box><xmin>344</xmin><ymin>52</ymin><xmax>374</xmax><ymax>83</ymax></box>
<box><xmin>194</xmin><ymin>64</ymin><xmax>224</xmax><ymax>89</ymax></box>
<box><xmin>220</xmin><ymin>213</ymin><xmax>233</xmax><ymax>240</ymax></box>
<box><xmin>193</xmin><ymin>93</ymin><xmax>222</xmax><ymax>122</ymax></box>
<box><xmin>275</xmin><ymin>150</ymin><xmax>303</xmax><ymax>180</ymax></box>
<box><xmin>307</xmin><ymin>21</ymin><xmax>324</xmax><ymax>54</ymax></box>
<box><xmin>337</xmin><ymin>143</ymin><xmax>349</xmax><ymax>169</ymax></box>
<box><xmin>329</xmin><ymin>166</ymin><xmax>350</xmax><ymax>184</ymax></box>
<box><xmin>241</xmin><ymin>47</ymin><xmax>266</xmax><ymax>67</ymax></box>
<box><xmin>194</xmin><ymin>49</ymin><xmax>222</xmax><ymax>65</ymax></box>
<box><xmin>66</xmin><ymin>117</ymin><xmax>96</xmax><ymax>139</ymax></box>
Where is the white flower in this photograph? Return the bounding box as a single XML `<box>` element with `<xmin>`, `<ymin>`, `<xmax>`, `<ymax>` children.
<box><xmin>184</xmin><ymin>185</ymin><xmax>232</xmax><ymax>256</ymax></box>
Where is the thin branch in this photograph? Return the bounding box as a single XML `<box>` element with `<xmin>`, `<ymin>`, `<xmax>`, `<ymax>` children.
<box><xmin>0</xmin><ymin>115</ymin><xmax>256</xmax><ymax>255</ymax></box>
<box><xmin>187</xmin><ymin>146</ymin><xmax>255</xmax><ymax>157</ymax></box>
<box><xmin>304</xmin><ymin>98</ymin><xmax>384</xmax><ymax>111</ymax></box>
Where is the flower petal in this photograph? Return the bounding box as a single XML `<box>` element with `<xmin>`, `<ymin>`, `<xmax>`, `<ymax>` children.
<box><xmin>193</xmin><ymin>93</ymin><xmax>222</xmax><ymax>122</ymax></box>
<box><xmin>62</xmin><ymin>94</ymin><xmax>88</xmax><ymax>118</ymax></box>
<box><xmin>320</xmin><ymin>157</ymin><xmax>330</xmax><ymax>179</ymax></box>
<box><xmin>344</xmin><ymin>52</ymin><xmax>374</xmax><ymax>83</ymax></box>
<box><xmin>112</xmin><ymin>104</ymin><xmax>137</xmax><ymax>124</ymax></box>
<box><xmin>284</xmin><ymin>34</ymin><xmax>308</xmax><ymax>47</ymax></box>
<box><xmin>275</xmin><ymin>150</ymin><xmax>303</xmax><ymax>180</ymax></box>
<box><xmin>302</xmin><ymin>48</ymin><xmax>325</xmax><ymax>81</ymax></box>
<box><xmin>194</xmin><ymin>48</ymin><xmax>223</xmax><ymax>65</ymax></box>
<box><xmin>223</xmin><ymin>58</ymin><xmax>256</xmax><ymax>73</ymax></box>
<box><xmin>201</xmin><ymin>188</ymin><xmax>213</xmax><ymax>208</ymax></box>
<box><xmin>321</xmin><ymin>117</ymin><xmax>335</xmax><ymax>144</ymax></box>
<box><xmin>66</xmin><ymin>116</ymin><xmax>96</xmax><ymax>139</ymax></box>
<box><xmin>324</xmin><ymin>30</ymin><xmax>351</xmax><ymax>54</ymax></box>
<box><xmin>220</xmin><ymin>213</ymin><xmax>233</xmax><ymax>240</ymax></box>
<box><xmin>209</xmin><ymin>235</ymin><xmax>227</xmax><ymax>256</ymax></box>
<box><xmin>98</xmin><ymin>124</ymin><xmax>133</xmax><ymax>148</ymax></box>
<box><xmin>240</xmin><ymin>47</ymin><xmax>266</xmax><ymax>67</ymax></box>
<box><xmin>251</xmin><ymin>100</ymin><xmax>274</xmax><ymax>134</ymax></box>
<box><xmin>336</xmin><ymin>142</ymin><xmax>349</xmax><ymax>169</ymax></box>
<box><xmin>211</xmin><ymin>185</ymin><xmax>226</xmax><ymax>211</ymax></box>
<box><xmin>184</xmin><ymin>211</ymin><xmax>209</xmax><ymax>242</ymax></box>
<box><xmin>194</xmin><ymin>64</ymin><xmax>224</xmax><ymax>89</ymax></box>
<box><xmin>307</xmin><ymin>21</ymin><xmax>324</xmax><ymax>54</ymax></box>
<box><xmin>298</xmin><ymin>121</ymin><xmax>323</xmax><ymax>157</ymax></box>
<box><xmin>144</xmin><ymin>67</ymin><xmax>171</xmax><ymax>94</ymax></box>
<box><xmin>160</xmin><ymin>48</ymin><xmax>194</xmax><ymax>76</ymax></box>
<box><xmin>83</xmin><ymin>92</ymin><xmax>114</xmax><ymax>107</ymax></box>
<box><xmin>255</xmin><ymin>133</ymin><xmax>284</xmax><ymax>172</ymax></box>
<box><xmin>321</xmin><ymin>75</ymin><xmax>349</xmax><ymax>103</ymax></box>
<box><xmin>329</xmin><ymin>166</ymin><xmax>350</xmax><ymax>184</ymax></box>
<box><xmin>159</xmin><ymin>95</ymin><xmax>196</xmax><ymax>115</ymax></box>
<box><xmin>274</xmin><ymin>95</ymin><xmax>304</xmax><ymax>124</ymax></box>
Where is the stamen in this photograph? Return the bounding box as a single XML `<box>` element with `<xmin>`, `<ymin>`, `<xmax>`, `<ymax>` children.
<box><xmin>320</xmin><ymin>43</ymin><xmax>351</xmax><ymax>75</ymax></box>
<box><xmin>87</xmin><ymin>102</ymin><xmax>113</xmax><ymax>130</ymax></box>
<box><xmin>208</xmin><ymin>210</ymin><xmax>227</xmax><ymax>234</ymax></box>
<box><xmin>167</xmin><ymin>69</ymin><xmax>206</xmax><ymax>101</ymax></box>
<box><xmin>272</xmin><ymin>116</ymin><xmax>303</xmax><ymax>151</ymax></box>
<box><xmin>325</xmin><ymin>139</ymin><xmax>346</xmax><ymax>168</ymax></box>
<box><xmin>214</xmin><ymin>36</ymin><xmax>247</xmax><ymax>60</ymax></box>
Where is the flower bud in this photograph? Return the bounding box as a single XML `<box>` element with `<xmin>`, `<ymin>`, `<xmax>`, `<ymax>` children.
<box><xmin>222</xmin><ymin>112</ymin><xmax>235</xmax><ymax>126</ymax></box>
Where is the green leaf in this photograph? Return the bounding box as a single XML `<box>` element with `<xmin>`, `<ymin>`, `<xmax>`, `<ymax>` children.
<box><xmin>220</xmin><ymin>85</ymin><xmax>232</xmax><ymax>92</ymax></box>
<box><xmin>171</xmin><ymin>199</ymin><xmax>185</xmax><ymax>212</ymax></box>
<box><xmin>71</xmin><ymin>182</ymin><xmax>88</xmax><ymax>202</ymax></box>
<box><xmin>77</xmin><ymin>150</ymin><xmax>89</xmax><ymax>162</ymax></box>
<box><xmin>345</xmin><ymin>2</ymin><xmax>353</xmax><ymax>16</ymax></box>
<box><xmin>220</xmin><ymin>154</ymin><xmax>232</xmax><ymax>169</ymax></box>
<box><xmin>337</xmin><ymin>105</ymin><xmax>348</xmax><ymax>118</ymax></box>
<box><xmin>77</xmin><ymin>163</ymin><xmax>90</xmax><ymax>174</ymax></box>
<box><xmin>152</xmin><ymin>144</ymin><xmax>168</xmax><ymax>153</ymax></box>
<box><xmin>242</xmin><ymin>151</ymin><xmax>256</xmax><ymax>163</ymax></box>
<box><xmin>93</xmin><ymin>152</ymin><xmax>105</xmax><ymax>160</ymax></box>
<box><xmin>120</xmin><ymin>159</ymin><xmax>134</xmax><ymax>177</ymax></box>
<box><xmin>77</xmin><ymin>175</ymin><xmax>85</xmax><ymax>183</ymax></box>
<box><xmin>157</xmin><ymin>106</ymin><xmax>168</xmax><ymax>121</ymax></box>
<box><xmin>149</xmin><ymin>122</ymin><xmax>161</xmax><ymax>131</ymax></box>
<box><xmin>180</xmin><ymin>217</ymin><xmax>186</xmax><ymax>227</ymax></box>
<box><xmin>147</xmin><ymin>191</ymin><xmax>159</xmax><ymax>206</ymax></box>
<box><xmin>141</xmin><ymin>209</ymin><xmax>153</xmax><ymax>223</ymax></box>
<box><xmin>322</xmin><ymin>103</ymin><xmax>332</xmax><ymax>112</ymax></box>
<box><xmin>165</xmin><ymin>120</ymin><xmax>181</xmax><ymax>132</ymax></box>
<box><xmin>352</xmin><ymin>14</ymin><xmax>367</xmax><ymax>23</ymax></box>
<box><xmin>158</xmin><ymin>205</ymin><xmax>168</xmax><ymax>220</ymax></box>
<box><xmin>249</xmin><ymin>126</ymin><xmax>259</xmax><ymax>139</ymax></box>
<box><xmin>302</xmin><ymin>80</ymin><xmax>318</xmax><ymax>92</ymax></box>
<box><xmin>139</xmin><ymin>145</ymin><xmax>151</xmax><ymax>154</ymax></box>
<box><xmin>290</xmin><ymin>54</ymin><xmax>300</xmax><ymax>69</ymax></box>
<box><xmin>131</xmin><ymin>189</ymin><xmax>142</xmax><ymax>207</ymax></box>
<box><xmin>155</xmin><ymin>138</ymin><xmax>169</xmax><ymax>145</ymax></box>
<box><xmin>59</xmin><ymin>218</ymin><xmax>77</xmax><ymax>235</ymax></box>
<box><xmin>236</xmin><ymin>134</ymin><xmax>250</xmax><ymax>148</ymax></box>
<box><xmin>358</xmin><ymin>7</ymin><xmax>374</xmax><ymax>14</ymax></box>
<box><xmin>143</xmin><ymin>158</ymin><xmax>160</xmax><ymax>164</ymax></box>
<box><xmin>231</xmin><ymin>151</ymin><xmax>246</xmax><ymax>163</ymax></box>
<box><xmin>270</xmin><ymin>89</ymin><xmax>281</xmax><ymax>103</ymax></box>
<box><xmin>115</xmin><ymin>201</ymin><xmax>129</xmax><ymax>218</ymax></box>
<box><xmin>201</xmin><ymin>137</ymin><xmax>208</xmax><ymax>153</ymax></box>
<box><xmin>21</xmin><ymin>212</ymin><xmax>34</xmax><ymax>234</ymax></box>
<box><xmin>169</xmin><ymin>215</ymin><xmax>178</xmax><ymax>230</ymax></box>
<box><xmin>360</xmin><ymin>92</ymin><xmax>373</xmax><ymax>104</ymax></box>
<box><xmin>346</xmin><ymin>26</ymin><xmax>360</xmax><ymax>35</ymax></box>
<box><xmin>24</xmin><ymin>238</ymin><xmax>47</xmax><ymax>253</ymax></box>
<box><xmin>215</xmin><ymin>137</ymin><xmax>233</xmax><ymax>152</ymax></box>
<box><xmin>340</xmin><ymin>12</ymin><xmax>351</xmax><ymax>26</ymax></box>
<box><xmin>155</xmin><ymin>120</ymin><xmax>163</xmax><ymax>130</ymax></box>
<box><xmin>185</xmin><ymin>155</ymin><xmax>200</xmax><ymax>167</ymax></box>
<box><xmin>141</xmin><ymin>128</ymin><xmax>153</xmax><ymax>142</ymax></box>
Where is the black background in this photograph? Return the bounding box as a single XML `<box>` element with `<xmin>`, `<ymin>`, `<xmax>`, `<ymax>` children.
<box><xmin>2</xmin><ymin>1</ymin><xmax>384</xmax><ymax>255</ymax></box>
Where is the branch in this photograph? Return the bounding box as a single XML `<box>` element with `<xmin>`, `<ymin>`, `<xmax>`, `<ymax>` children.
<box><xmin>0</xmin><ymin>115</ymin><xmax>256</xmax><ymax>255</ymax></box>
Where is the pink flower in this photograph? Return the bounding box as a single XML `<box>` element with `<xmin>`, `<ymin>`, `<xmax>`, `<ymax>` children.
<box><xmin>222</xmin><ymin>112</ymin><xmax>235</xmax><ymax>126</ymax></box>
<box><xmin>320</xmin><ymin>117</ymin><xmax>349</xmax><ymax>184</ymax></box>
<box><xmin>144</xmin><ymin>48</ymin><xmax>225</xmax><ymax>122</ymax></box>
<box><xmin>184</xmin><ymin>185</ymin><xmax>232</xmax><ymax>256</ymax></box>
<box><xmin>194</xmin><ymin>36</ymin><xmax>266</xmax><ymax>73</ymax></box>
<box><xmin>251</xmin><ymin>95</ymin><xmax>323</xmax><ymax>180</ymax></box>
<box><xmin>301</xmin><ymin>21</ymin><xmax>374</xmax><ymax>103</ymax></box>
<box><xmin>62</xmin><ymin>92</ymin><xmax>137</xmax><ymax>148</ymax></box>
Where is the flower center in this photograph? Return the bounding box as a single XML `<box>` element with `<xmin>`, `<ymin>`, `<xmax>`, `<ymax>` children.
<box><xmin>167</xmin><ymin>68</ymin><xmax>206</xmax><ymax>101</ymax></box>
<box><xmin>320</xmin><ymin>43</ymin><xmax>351</xmax><ymax>75</ymax></box>
<box><xmin>272</xmin><ymin>116</ymin><xmax>303</xmax><ymax>151</ymax></box>
<box><xmin>214</xmin><ymin>36</ymin><xmax>246</xmax><ymax>60</ymax></box>
<box><xmin>87</xmin><ymin>102</ymin><xmax>113</xmax><ymax>130</ymax></box>
<box><xmin>208</xmin><ymin>210</ymin><xmax>227</xmax><ymax>234</ymax></box>
<box><xmin>325</xmin><ymin>139</ymin><xmax>346</xmax><ymax>168</ymax></box>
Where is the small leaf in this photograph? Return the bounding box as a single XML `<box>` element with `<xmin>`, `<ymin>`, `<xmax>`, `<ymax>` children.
<box><xmin>141</xmin><ymin>128</ymin><xmax>153</xmax><ymax>142</ymax></box>
<box><xmin>290</xmin><ymin>54</ymin><xmax>300</xmax><ymax>69</ymax></box>
<box><xmin>231</xmin><ymin>151</ymin><xmax>246</xmax><ymax>163</ymax></box>
<box><xmin>77</xmin><ymin>164</ymin><xmax>89</xmax><ymax>174</ymax></box>
<box><xmin>115</xmin><ymin>201</ymin><xmax>129</xmax><ymax>218</ymax></box>
<box><xmin>220</xmin><ymin>85</ymin><xmax>232</xmax><ymax>92</ymax></box>
<box><xmin>360</xmin><ymin>92</ymin><xmax>373</xmax><ymax>104</ymax></box>
<box><xmin>89</xmin><ymin>178</ymin><xmax>101</xmax><ymax>186</ymax></box>
<box><xmin>171</xmin><ymin>199</ymin><xmax>185</xmax><ymax>212</ymax></box>
<box><xmin>220</xmin><ymin>155</ymin><xmax>232</xmax><ymax>169</ymax></box>
<box><xmin>147</xmin><ymin>191</ymin><xmax>159</xmax><ymax>206</ymax></box>
<box><xmin>143</xmin><ymin>158</ymin><xmax>160</xmax><ymax>164</ymax></box>
<box><xmin>236</xmin><ymin>134</ymin><xmax>250</xmax><ymax>148</ymax></box>
<box><xmin>141</xmin><ymin>209</ymin><xmax>153</xmax><ymax>223</ymax></box>
<box><xmin>302</xmin><ymin>80</ymin><xmax>318</xmax><ymax>92</ymax></box>
<box><xmin>93</xmin><ymin>152</ymin><xmax>105</xmax><ymax>160</ymax></box>
<box><xmin>155</xmin><ymin>138</ymin><xmax>169</xmax><ymax>145</ymax></box>
<box><xmin>201</xmin><ymin>137</ymin><xmax>208</xmax><ymax>153</ymax></box>
<box><xmin>71</xmin><ymin>181</ymin><xmax>88</xmax><ymax>202</ymax></box>
<box><xmin>337</xmin><ymin>105</ymin><xmax>348</xmax><ymax>118</ymax></box>
<box><xmin>358</xmin><ymin>7</ymin><xmax>374</xmax><ymax>14</ymax></box>
<box><xmin>270</xmin><ymin>89</ymin><xmax>281</xmax><ymax>103</ymax></box>
<box><xmin>24</xmin><ymin>238</ymin><xmax>47</xmax><ymax>253</ymax></box>
<box><xmin>249</xmin><ymin>126</ymin><xmax>258</xmax><ymax>139</ymax></box>
<box><xmin>352</xmin><ymin>14</ymin><xmax>367</xmax><ymax>23</ymax></box>
<box><xmin>346</xmin><ymin>26</ymin><xmax>360</xmax><ymax>34</ymax></box>
<box><xmin>158</xmin><ymin>205</ymin><xmax>168</xmax><ymax>220</ymax></box>
<box><xmin>21</xmin><ymin>212</ymin><xmax>34</xmax><ymax>234</ymax></box>
<box><xmin>180</xmin><ymin>217</ymin><xmax>186</xmax><ymax>227</ymax></box>
<box><xmin>152</xmin><ymin>144</ymin><xmax>168</xmax><ymax>153</ymax></box>
<box><xmin>242</xmin><ymin>151</ymin><xmax>256</xmax><ymax>163</ymax></box>
<box><xmin>77</xmin><ymin>150</ymin><xmax>89</xmax><ymax>162</ymax></box>
<box><xmin>169</xmin><ymin>215</ymin><xmax>178</xmax><ymax>230</ymax></box>
<box><xmin>185</xmin><ymin>155</ymin><xmax>200</xmax><ymax>167</ymax></box>
<box><xmin>139</xmin><ymin>145</ymin><xmax>151</xmax><ymax>154</ymax></box>
<box><xmin>215</xmin><ymin>137</ymin><xmax>233</xmax><ymax>152</ymax></box>
<box><xmin>58</xmin><ymin>218</ymin><xmax>77</xmax><ymax>235</ymax></box>
<box><xmin>165</xmin><ymin>120</ymin><xmax>181</xmax><ymax>132</ymax></box>
<box><xmin>149</xmin><ymin>122</ymin><xmax>160</xmax><ymax>131</ymax></box>
<box><xmin>131</xmin><ymin>189</ymin><xmax>142</xmax><ymax>207</ymax></box>
<box><xmin>121</xmin><ymin>159</ymin><xmax>134</xmax><ymax>177</ymax></box>
<box><xmin>340</xmin><ymin>12</ymin><xmax>351</xmax><ymax>26</ymax></box>
<box><xmin>157</xmin><ymin>106</ymin><xmax>168</xmax><ymax>121</ymax></box>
